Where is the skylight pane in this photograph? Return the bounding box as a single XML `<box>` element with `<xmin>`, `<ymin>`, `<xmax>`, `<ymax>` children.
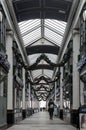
<box><xmin>19</xmin><ymin>19</ymin><xmax>34</xmax><ymax>27</ymax></box>
<box><xmin>32</xmin><ymin>70</ymin><xmax>42</xmax><ymax>78</ymax></box>
<box><xmin>45</xmin><ymin>28</ymin><xmax>62</xmax><ymax>46</ymax></box>
<box><xmin>23</xmin><ymin>27</ymin><xmax>41</xmax><ymax>45</ymax></box>
<box><xmin>44</xmin><ymin>70</ymin><xmax>53</xmax><ymax>78</ymax></box>
<box><xmin>45</xmin><ymin>19</ymin><xmax>66</xmax><ymax>35</ymax></box>
<box><xmin>46</xmin><ymin>19</ymin><xmax>66</xmax><ymax>27</ymax></box>
<box><xmin>19</xmin><ymin>19</ymin><xmax>40</xmax><ymax>34</ymax></box>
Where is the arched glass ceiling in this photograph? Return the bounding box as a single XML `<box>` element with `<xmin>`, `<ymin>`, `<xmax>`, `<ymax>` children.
<box><xmin>18</xmin><ymin>19</ymin><xmax>67</xmax><ymax>79</ymax></box>
<box><xmin>11</xmin><ymin>0</ymin><xmax>74</xmax><ymax>101</ymax></box>
<box><xmin>18</xmin><ymin>19</ymin><xmax>67</xmax><ymax>47</ymax></box>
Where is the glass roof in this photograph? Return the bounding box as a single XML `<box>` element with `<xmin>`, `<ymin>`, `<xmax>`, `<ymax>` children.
<box><xmin>18</xmin><ymin>19</ymin><xmax>67</xmax><ymax>79</ymax></box>
<box><xmin>18</xmin><ymin>19</ymin><xmax>67</xmax><ymax>47</ymax></box>
<box><xmin>11</xmin><ymin>0</ymin><xmax>75</xmax><ymax>101</ymax></box>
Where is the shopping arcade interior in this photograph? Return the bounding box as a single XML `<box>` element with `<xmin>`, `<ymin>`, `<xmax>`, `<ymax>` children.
<box><xmin>0</xmin><ymin>0</ymin><xmax>86</xmax><ymax>129</ymax></box>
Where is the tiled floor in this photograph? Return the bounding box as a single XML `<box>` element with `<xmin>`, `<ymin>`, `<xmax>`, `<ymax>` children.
<box><xmin>6</xmin><ymin>111</ymin><xmax>77</xmax><ymax>130</ymax></box>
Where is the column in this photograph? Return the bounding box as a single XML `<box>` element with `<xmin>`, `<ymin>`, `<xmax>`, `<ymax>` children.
<box><xmin>54</xmin><ymin>82</ymin><xmax>57</xmax><ymax>104</ymax></box>
<box><xmin>71</xmin><ymin>29</ymin><xmax>80</xmax><ymax>127</ymax></box>
<box><xmin>60</xmin><ymin>67</ymin><xmax>63</xmax><ymax>119</ymax></box>
<box><xmin>29</xmin><ymin>83</ymin><xmax>31</xmax><ymax>108</ymax></box>
<box><xmin>22</xmin><ymin>68</ymin><xmax>26</xmax><ymax>119</ymax></box>
<box><xmin>14</xmin><ymin>87</ymin><xmax>17</xmax><ymax>122</ymax></box>
<box><xmin>6</xmin><ymin>30</ymin><xmax>14</xmax><ymax>124</ymax></box>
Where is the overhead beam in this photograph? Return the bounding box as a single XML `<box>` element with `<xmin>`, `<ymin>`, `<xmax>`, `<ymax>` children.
<box><xmin>26</xmin><ymin>45</ymin><xmax>59</xmax><ymax>55</ymax></box>
<box><xmin>29</xmin><ymin>64</ymin><xmax>54</xmax><ymax>70</ymax></box>
<box><xmin>41</xmin><ymin>19</ymin><xmax>44</xmax><ymax>38</ymax></box>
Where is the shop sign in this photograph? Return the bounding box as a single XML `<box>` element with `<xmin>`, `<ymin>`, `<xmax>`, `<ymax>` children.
<box><xmin>80</xmin><ymin>106</ymin><xmax>86</xmax><ymax>113</ymax></box>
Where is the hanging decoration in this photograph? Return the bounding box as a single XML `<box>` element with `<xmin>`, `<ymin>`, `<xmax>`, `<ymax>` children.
<box><xmin>12</xmin><ymin>45</ymin><xmax>72</xmax><ymax>70</ymax></box>
<box><xmin>33</xmin><ymin>85</ymin><xmax>54</xmax><ymax>92</ymax></box>
<box><xmin>27</xmin><ymin>75</ymin><xmax>60</xmax><ymax>85</ymax></box>
<box><xmin>27</xmin><ymin>48</ymin><xmax>72</xmax><ymax>70</ymax></box>
<box><xmin>12</xmin><ymin>46</ymin><xmax>26</xmax><ymax>68</ymax></box>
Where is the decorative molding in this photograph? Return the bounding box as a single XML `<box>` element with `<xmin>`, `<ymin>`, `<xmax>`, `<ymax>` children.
<box><xmin>0</xmin><ymin>52</ymin><xmax>10</xmax><ymax>72</ymax></box>
<box><xmin>6</xmin><ymin>30</ymin><xmax>14</xmax><ymax>37</ymax></box>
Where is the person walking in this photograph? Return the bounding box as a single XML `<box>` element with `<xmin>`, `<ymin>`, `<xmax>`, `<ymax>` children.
<box><xmin>81</xmin><ymin>114</ymin><xmax>86</xmax><ymax>129</ymax></box>
<box><xmin>48</xmin><ymin>99</ymin><xmax>54</xmax><ymax>120</ymax></box>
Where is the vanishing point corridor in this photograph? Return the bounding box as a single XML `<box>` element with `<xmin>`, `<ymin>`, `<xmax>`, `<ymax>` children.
<box><xmin>6</xmin><ymin>111</ymin><xmax>77</xmax><ymax>130</ymax></box>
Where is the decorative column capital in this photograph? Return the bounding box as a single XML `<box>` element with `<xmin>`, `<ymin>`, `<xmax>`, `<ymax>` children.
<box><xmin>6</xmin><ymin>30</ymin><xmax>14</xmax><ymax>37</ymax></box>
<box><xmin>73</xmin><ymin>28</ymin><xmax>80</xmax><ymax>36</ymax></box>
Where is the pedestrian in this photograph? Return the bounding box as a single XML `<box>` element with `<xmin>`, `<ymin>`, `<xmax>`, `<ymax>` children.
<box><xmin>48</xmin><ymin>99</ymin><xmax>55</xmax><ymax>120</ymax></box>
<box><xmin>81</xmin><ymin>114</ymin><xmax>86</xmax><ymax>129</ymax></box>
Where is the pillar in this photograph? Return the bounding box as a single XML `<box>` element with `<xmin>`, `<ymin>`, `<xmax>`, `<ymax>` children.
<box><xmin>14</xmin><ymin>87</ymin><xmax>17</xmax><ymax>118</ymax></box>
<box><xmin>29</xmin><ymin>83</ymin><xmax>31</xmax><ymax>108</ymax></box>
<box><xmin>60</xmin><ymin>67</ymin><xmax>63</xmax><ymax>119</ymax></box>
<box><xmin>54</xmin><ymin>82</ymin><xmax>57</xmax><ymax>104</ymax></box>
<box><xmin>22</xmin><ymin>68</ymin><xmax>26</xmax><ymax>119</ymax></box>
<box><xmin>71</xmin><ymin>29</ymin><xmax>80</xmax><ymax>128</ymax></box>
<box><xmin>6</xmin><ymin>30</ymin><xmax>14</xmax><ymax>124</ymax></box>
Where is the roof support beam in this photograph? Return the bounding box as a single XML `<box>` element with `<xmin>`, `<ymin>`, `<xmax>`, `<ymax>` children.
<box><xmin>28</xmin><ymin>64</ymin><xmax>54</xmax><ymax>70</ymax></box>
<box><xmin>41</xmin><ymin>19</ymin><xmax>44</xmax><ymax>39</ymax></box>
<box><xmin>26</xmin><ymin>45</ymin><xmax>59</xmax><ymax>55</ymax></box>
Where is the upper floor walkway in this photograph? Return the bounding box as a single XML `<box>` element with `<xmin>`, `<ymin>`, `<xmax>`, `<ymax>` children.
<box><xmin>6</xmin><ymin>111</ymin><xmax>77</xmax><ymax>130</ymax></box>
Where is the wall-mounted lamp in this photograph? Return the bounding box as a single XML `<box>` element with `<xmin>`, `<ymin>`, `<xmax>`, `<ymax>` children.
<box><xmin>0</xmin><ymin>11</ymin><xmax>3</xmax><ymax>22</ymax></box>
<box><xmin>66</xmin><ymin>91</ymin><xmax>69</xmax><ymax>94</ymax></box>
<box><xmin>83</xmin><ymin>9</ymin><xmax>86</xmax><ymax>21</ymax></box>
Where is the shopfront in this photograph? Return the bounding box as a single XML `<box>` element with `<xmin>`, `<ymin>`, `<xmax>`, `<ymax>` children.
<box><xmin>14</xmin><ymin>75</ymin><xmax>23</xmax><ymax>123</ymax></box>
<box><xmin>77</xmin><ymin>3</ymin><xmax>86</xmax><ymax>129</ymax></box>
<box><xmin>0</xmin><ymin>51</ymin><xmax>10</xmax><ymax>127</ymax></box>
<box><xmin>0</xmin><ymin>4</ymin><xmax>10</xmax><ymax>128</ymax></box>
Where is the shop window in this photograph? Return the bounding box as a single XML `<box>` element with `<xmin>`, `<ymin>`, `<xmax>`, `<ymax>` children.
<box><xmin>80</xmin><ymin>13</ymin><xmax>86</xmax><ymax>57</ymax></box>
<box><xmin>0</xmin><ymin>9</ymin><xmax>6</xmax><ymax>53</ymax></box>
<box><xmin>18</xmin><ymin>67</ymin><xmax>22</xmax><ymax>79</ymax></box>
<box><xmin>83</xmin><ymin>83</ymin><xmax>86</xmax><ymax>91</ymax></box>
<box><xmin>0</xmin><ymin>67</ymin><xmax>7</xmax><ymax>97</ymax></box>
<box><xmin>83</xmin><ymin>83</ymin><xmax>86</xmax><ymax>104</ymax></box>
